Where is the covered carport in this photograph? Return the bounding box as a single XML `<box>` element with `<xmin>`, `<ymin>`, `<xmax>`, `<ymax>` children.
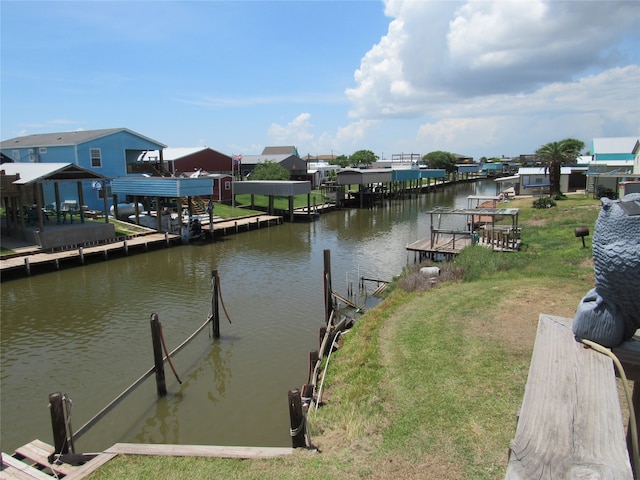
<box><xmin>232</xmin><ymin>180</ymin><xmax>312</xmax><ymax>221</ymax></box>
<box><xmin>0</xmin><ymin>162</ymin><xmax>112</xmax><ymax>248</ymax></box>
<box><xmin>336</xmin><ymin>168</ymin><xmax>393</xmax><ymax>208</ymax></box>
<box><xmin>111</xmin><ymin>176</ymin><xmax>215</xmax><ymax>232</ymax></box>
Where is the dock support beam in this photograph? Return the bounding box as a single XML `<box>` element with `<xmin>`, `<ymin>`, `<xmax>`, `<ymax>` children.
<box><xmin>150</xmin><ymin>313</ymin><xmax>167</xmax><ymax>396</ymax></box>
<box><xmin>211</xmin><ymin>270</ymin><xmax>220</xmax><ymax>338</ymax></box>
<box><xmin>49</xmin><ymin>392</ymin><xmax>70</xmax><ymax>458</ymax></box>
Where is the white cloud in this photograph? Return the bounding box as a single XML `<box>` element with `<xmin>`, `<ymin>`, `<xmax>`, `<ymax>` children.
<box><xmin>267</xmin><ymin>113</ymin><xmax>314</xmax><ymax>145</ymax></box>
<box><xmin>416</xmin><ymin>65</ymin><xmax>640</xmax><ymax>155</ymax></box>
<box><xmin>347</xmin><ymin>0</ymin><xmax>640</xmax><ymax>120</ymax></box>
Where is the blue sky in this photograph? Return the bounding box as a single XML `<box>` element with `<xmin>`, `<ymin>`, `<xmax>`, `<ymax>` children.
<box><xmin>1</xmin><ymin>0</ymin><xmax>639</xmax><ymax>160</ymax></box>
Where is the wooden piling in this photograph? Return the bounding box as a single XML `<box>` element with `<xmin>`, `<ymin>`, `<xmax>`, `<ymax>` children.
<box><xmin>79</xmin><ymin>247</ymin><xmax>84</xmax><ymax>265</ymax></box>
<box><xmin>288</xmin><ymin>389</ymin><xmax>306</xmax><ymax>448</ymax></box>
<box><xmin>211</xmin><ymin>270</ymin><xmax>220</xmax><ymax>338</ymax></box>
<box><xmin>150</xmin><ymin>313</ymin><xmax>167</xmax><ymax>396</ymax></box>
<box><xmin>24</xmin><ymin>257</ymin><xmax>30</xmax><ymax>275</ymax></box>
<box><xmin>323</xmin><ymin>249</ymin><xmax>333</xmax><ymax>324</ymax></box>
<box><xmin>48</xmin><ymin>392</ymin><xmax>69</xmax><ymax>459</ymax></box>
<box><xmin>308</xmin><ymin>350</ymin><xmax>319</xmax><ymax>384</ymax></box>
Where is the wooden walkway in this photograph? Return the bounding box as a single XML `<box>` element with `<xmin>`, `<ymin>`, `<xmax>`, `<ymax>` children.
<box><xmin>1</xmin><ymin>440</ymin><xmax>116</xmax><ymax>480</ymax></box>
<box><xmin>0</xmin><ymin>233</ymin><xmax>180</xmax><ymax>279</ymax></box>
<box><xmin>0</xmin><ymin>215</ymin><xmax>283</xmax><ymax>279</ymax></box>
<box><xmin>212</xmin><ymin>214</ymin><xmax>281</xmax><ymax>235</ymax></box>
<box><xmin>0</xmin><ymin>439</ymin><xmax>293</xmax><ymax>479</ymax></box>
<box><xmin>406</xmin><ymin>233</ymin><xmax>473</xmax><ymax>261</ymax></box>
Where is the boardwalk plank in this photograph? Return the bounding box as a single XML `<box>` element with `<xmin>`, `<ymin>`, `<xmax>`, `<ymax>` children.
<box><xmin>0</xmin><ymin>454</ymin><xmax>51</xmax><ymax>480</ymax></box>
<box><xmin>105</xmin><ymin>443</ymin><xmax>293</xmax><ymax>459</ymax></box>
<box><xmin>505</xmin><ymin>314</ymin><xmax>633</xmax><ymax>479</ymax></box>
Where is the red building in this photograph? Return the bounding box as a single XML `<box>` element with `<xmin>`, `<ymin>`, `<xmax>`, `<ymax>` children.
<box><xmin>155</xmin><ymin>147</ymin><xmax>233</xmax><ymax>175</ymax></box>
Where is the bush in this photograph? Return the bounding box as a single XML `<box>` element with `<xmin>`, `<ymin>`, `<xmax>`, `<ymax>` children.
<box><xmin>532</xmin><ymin>197</ymin><xmax>557</xmax><ymax>209</ymax></box>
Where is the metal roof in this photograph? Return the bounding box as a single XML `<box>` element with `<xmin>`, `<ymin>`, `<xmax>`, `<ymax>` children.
<box><xmin>0</xmin><ymin>128</ymin><xmax>166</xmax><ymax>149</ymax></box>
<box><xmin>232</xmin><ymin>180</ymin><xmax>311</xmax><ymax>196</ymax></box>
<box><xmin>240</xmin><ymin>154</ymin><xmax>293</xmax><ymax>165</ymax></box>
<box><xmin>518</xmin><ymin>167</ymin><xmax>572</xmax><ymax>175</ymax></box>
<box><xmin>592</xmin><ymin>137</ymin><xmax>638</xmax><ymax>154</ymax></box>
<box><xmin>0</xmin><ymin>162</ymin><xmax>109</xmax><ymax>184</ymax></box>
<box><xmin>140</xmin><ymin>147</ymin><xmax>229</xmax><ymax>161</ymax></box>
<box><xmin>337</xmin><ymin>168</ymin><xmax>393</xmax><ymax>185</ymax></box>
<box><xmin>111</xmin><ymin>176</ymin><xmax>214</xmax><ymax>197</ymax></box>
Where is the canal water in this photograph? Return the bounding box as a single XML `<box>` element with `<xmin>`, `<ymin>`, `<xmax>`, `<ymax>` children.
<box><xmin>1</xmin><ymin>180</ymin><xmax>495</xmax><ymax>453</ymax></box>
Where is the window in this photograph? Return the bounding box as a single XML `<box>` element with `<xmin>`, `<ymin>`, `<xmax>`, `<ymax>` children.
<box><xmin>90</xmin><ymin>148</ymin><xmax>102</xmax><ymax>167</ymax></box>
<box><xmin>98</xmin><ymin>184</ymin><xmax>112</xmax><ymax>199</ymax></box>
<box><xmin>225</xmin><ymin>181</ymin><xmax>231</xmax><ymax>190</ymax></box>
<box><xmin>12</xmin><ymin>150</ymin><xmax>19</xmax><ymax>161</ymax></box>
<box><xmin>39</xmin><ymin>147</ymin><xmax>47</xmax><ymax>154</ymax></box>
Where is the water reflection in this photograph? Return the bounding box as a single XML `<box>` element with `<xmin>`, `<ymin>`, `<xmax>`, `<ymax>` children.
<box><xmin>1</xmin><ymin>180</ymin><xmax>495</xmax><ymax>452</ymax></box>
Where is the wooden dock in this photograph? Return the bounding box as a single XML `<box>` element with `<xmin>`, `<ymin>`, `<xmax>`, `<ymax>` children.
<box><xmin>406</xmin><ymin>234</ymin><xmax>472</xmax><ymax>261</ymax></box>
<box><xmin>0</xmin><ymin>215</ymin><xmax>284</xmax><ymax>280</ymax></box>
<box><xmin>0</xmin><ymin>233</ymin><xmax>180</xmax><ymax>280</ymax></box>
<box><xmin>0</xmin><ymin>439</ymin><xmax>293</xmax><ymax>479</ymax></box>
<box><xmin>212</xmin><ymin>214</ymin><xmax>282</xmax><ymax>235</ymax></box>
<box><xmin>1</xmin><ymin>440</ymin><xmax>116</xmax><ymax>480</ymax></box>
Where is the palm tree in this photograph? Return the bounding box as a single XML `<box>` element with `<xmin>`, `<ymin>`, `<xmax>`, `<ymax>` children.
<box><xmin>536</xmin><ymin>138</ymin><xmax>584</xmax><ymax>197</ymax></box>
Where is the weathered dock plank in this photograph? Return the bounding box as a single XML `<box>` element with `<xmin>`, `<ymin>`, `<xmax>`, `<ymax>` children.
<box><xmin>213</xmin><ymin>215</ymin><xmax>281</xmax><ymax>235</ymax></box>
<box><xmin>105</xmin><ymin>443</ymin><xmax>294</xmax><ymax>459</ymax></box>
<box><xmin>0</xmin><ymin>453</ymin><xmax>51</xmax><ymax>480</ymax></box>
<box><xmin>505</xmin><ymin>314</ymin><xmax>633</xmax><ymax>479</ymax></box>
<box><xmin>13</xmin><ymin>440</ymin><xmax>74</xmax><ymax>477</ymax></box>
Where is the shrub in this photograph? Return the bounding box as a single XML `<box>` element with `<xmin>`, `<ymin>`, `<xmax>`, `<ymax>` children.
<box><xmin>532</xmin><ymin>197</ymin><xmax>557</xmax><ymax>209</ymax></box>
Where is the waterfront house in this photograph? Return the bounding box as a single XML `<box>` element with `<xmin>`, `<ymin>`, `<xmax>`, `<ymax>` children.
<box><xmin>141</xmin><ymin>147</ymin><xmax>233</xmax><ymax>176</ymax></box>
<box><xmin>586</xmin><ymin>136</ymin><xmax>640</xmax><ymax>197</ymax></box>
<box><xmin>240</xmin><ymin>146</ymin><xmax>308</xmax><ymax>180</ymax></box>
<box><xmin>0</xmin><ymin>128</ymin><xmax>166</xmax><ymax>212</ymax></box>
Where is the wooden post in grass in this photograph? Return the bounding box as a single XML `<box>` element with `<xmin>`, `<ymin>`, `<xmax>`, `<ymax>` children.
<box><xmin>288</xmin><ymin>389</ymin><xmax>306</xmax><ymax>448</ymax></box>
<box><xmin>150</xmin><ymin>313</ymin><xmax>167</xmax><ymax>396</ymax></box>
<box><xmin>49</xmin><ymin>392</ymin><xmax>69</xmax><ymax>457</ymax></box>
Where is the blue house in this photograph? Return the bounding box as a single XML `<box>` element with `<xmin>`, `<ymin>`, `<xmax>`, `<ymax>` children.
<box><xmin>0</xmin><ymin>128</ymin><xmax>166</xmax><ymax>211</ymax></box>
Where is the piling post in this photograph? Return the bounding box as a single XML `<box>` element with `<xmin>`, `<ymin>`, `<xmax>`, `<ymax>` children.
<box><xmin>48</xmin><ymin>392</ymin><xmax>69</xmax><ymax>458</ymax></box>
<box><xmin>79</xmin><ymin>246</ymin><xmax>84</xmax><ymax>264</ymax></box>
<box><xmin>319</xmin><ymin>327</ymin><xmax>326</xmax><ymax>352</ymax></box>
<box><xmin>323</xmin><ymin>249</ymin><xmax>333</xmax><ymax>324</ymax></box>
<box><xmin>211</xmin><ymin>270</ymin><xmax>220</xmax><ymax>338</ymax></box>
<box><xmin>308</xmin><ymin>350</ymin><xmax>319</xmax><ymax>384</ymax></box>
<box><xmin>24</xmin><ymin>257</ymin><xmax>30</xmax><ymax>275</ymax></box>
<box><xmin>124</xmin><ymin>239</ymin><xmax>129</xmax><ymax>255</ymax></box>
<box><xmin>150</xmin><ymin>313</ymin><xmax>167</xmax><ymax>396</ymax></box>
<box><xmin>288</xmin><ymin>389</ymin><xmax>306</xmax><ymax>448</ymax></box>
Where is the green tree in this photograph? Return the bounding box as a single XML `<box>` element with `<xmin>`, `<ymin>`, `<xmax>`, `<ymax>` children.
<box><xmin>250</xmin><ymin>160</ymin><xmax>291</xmax><ymax>180</ymax></box>
<box><xmin>350</xmin><ymin>149</ymin><xmax>378</xmax><ymax>167</ymax></box>
<box><xmin>330</xmin><ymin>155</ymin><xmax>351</xmax><ymax>168</ymax></box>
<box><xmin>422</xmin><ymin>151</ymin><xmax>458</xmax><ymax>174</ymax></box>
<box><xmin>535</xmin><ymin>138</ymin><xmax>584</xmax><ymax>196</ymax></box>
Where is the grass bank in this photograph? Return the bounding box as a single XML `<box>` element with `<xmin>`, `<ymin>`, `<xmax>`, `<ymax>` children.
<box><xmin>89</xmin><ymin>194</ymin><xmax>602</xmax><ymax>480</ymax></box>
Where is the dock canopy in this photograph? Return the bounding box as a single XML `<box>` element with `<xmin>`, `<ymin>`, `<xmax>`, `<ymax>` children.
<box><xmin>232</xmin><ymin>180</ymin><xmax>311</xmax><ymax>196</ymax></box>
<box><xmin>337</xmin><ymin>168</ymin><xmax>393</xmax><ymax>185</ymax></box>
<box><xmin>111</xmin><ymin>176</ymin><xmax>214</xmax><ymax>197</ymax></box>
